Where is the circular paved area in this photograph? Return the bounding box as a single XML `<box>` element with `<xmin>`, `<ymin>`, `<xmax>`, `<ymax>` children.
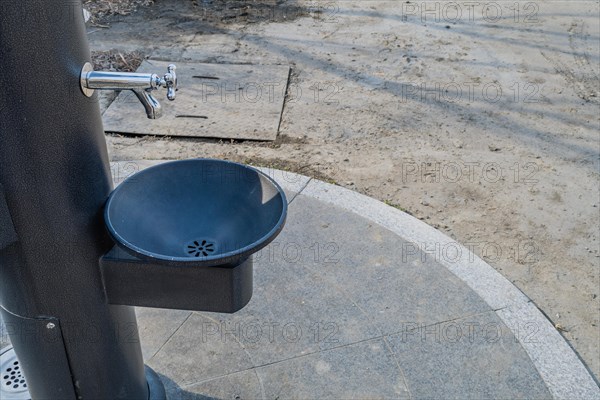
<box><xmin>123</xmin><ymin>161</ymin><xmax>598</xmax><ymax>399</ymax></box>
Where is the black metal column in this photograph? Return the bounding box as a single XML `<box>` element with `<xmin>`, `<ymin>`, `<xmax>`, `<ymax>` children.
<box><xmin>0</xmin><ymin>1</ymin><xmax>148</xmax><ymax>398</ymax></box>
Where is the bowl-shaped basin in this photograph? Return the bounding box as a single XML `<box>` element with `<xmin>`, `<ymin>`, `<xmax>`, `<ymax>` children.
<box><xmin>105</xmin><ymin>159</ymin><xmax>287</xmax><ymax>266</ymax></box>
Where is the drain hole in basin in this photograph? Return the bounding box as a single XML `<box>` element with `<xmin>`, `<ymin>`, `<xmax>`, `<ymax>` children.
<box><xmin>185</xmin><ymin>239</ymin><xmax>217</xmax><ymax>258</ymax></box>
<box><xmin>1</xmin><ymin>355</ymin><xmax>28</xmax><ymax>393</ymax></box>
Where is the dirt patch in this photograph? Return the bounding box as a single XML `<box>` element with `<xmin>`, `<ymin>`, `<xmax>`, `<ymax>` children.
<box><xmin>221</xmin><ymin>155</ymin><xmax>337</xmax><ymax>184</ymax></box>
<box><xmin>91</xmin><ymin>50</ymin><xmax>146</xmax><ymax>72</ymax></box>
<box><xmin>87</xmin><ymin>0</ymin><xmax>312</xmax><ymax>27</ymax></box>
<box><xmin>189</xmin><ymin>0</ymin><xmax>309</xmax><ymax>25</ymax></box>
<box><xmin>85</xmin><ymin>0</ymin><xmax>154</xmax><ymax>23</ymax></box>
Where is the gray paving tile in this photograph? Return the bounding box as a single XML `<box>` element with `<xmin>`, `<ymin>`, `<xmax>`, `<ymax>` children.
<box><xmin>301</xmin><ymin>179</ymin><xmax>533</xmax><ymax>311</ymax></box>
<box><xmin>148</xmin><ymin>313</ymin><xmax>255</xmax><ymax>386</ymax></box>
<box><xmin>210</xmin><ymin>254</ymin><xmax>379</xmax><ymax>365</ymax></box>
<box><xmin>282</xmin><ymin>195</ymin><xmax>491</xmax><ymax>334</ymax></box>
<box><xmin>256</xmin><ymin>338</ymin><xmax>410</xmax><ymax>399</ymax></box>
<box><xmin>135</xmin><ymin>307</ymin><xmax>192</xmax><ymax>360</ymax></box>
<box><xmin>160</xmin><ymin>368</ymin><xmax>264</xmax><ymax>400</ymax></box>
<box><xmin>386</xmin><ymin>311</ymin><xmax>552</xmax><ymax>399</ymax></box>
<box><xmin>148</xmin><ymin>261</ymin><xmax>377</xmax><ymax>379</ymax></box>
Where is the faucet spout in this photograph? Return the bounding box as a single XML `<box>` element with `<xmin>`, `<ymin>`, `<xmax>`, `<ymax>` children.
<box><xmin>133</xmin><ymin>89</ymin><xmax>162</xmax><ymax>119</ymax></box>
<box><xmin>80</xmin><ymin>62</ymin><xmax>177</xmax><ymax>119</ymax></box>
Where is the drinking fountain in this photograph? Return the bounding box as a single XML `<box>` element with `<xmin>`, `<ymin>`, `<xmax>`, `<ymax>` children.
<box><xmin>0</xmin><ymin>1</ymin><xmax>286</xmax><ymax>398</ymax></box>
<box><xmin>101</xmin><ymin>159</ymin><xmax>287</xmax><ymax>312</ymax></box>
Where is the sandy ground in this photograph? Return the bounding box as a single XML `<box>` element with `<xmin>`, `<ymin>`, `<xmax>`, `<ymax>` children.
<box><xmin>87</xmin><ymin>0</ymin><xmax>600</xmax><ymax>380</ymax></box>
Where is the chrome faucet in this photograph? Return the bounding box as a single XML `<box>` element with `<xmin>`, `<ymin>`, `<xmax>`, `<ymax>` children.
<box><xmin>80</xmin><ymin>62</ymin><xmax>177</xmax><ymax>119</ymax></box>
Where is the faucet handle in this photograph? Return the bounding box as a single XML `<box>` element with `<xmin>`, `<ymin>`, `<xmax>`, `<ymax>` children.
<box><xmin>163</xmin><ymin>64</ymin><xmax>177</xmax><ymax>101</ymax></box>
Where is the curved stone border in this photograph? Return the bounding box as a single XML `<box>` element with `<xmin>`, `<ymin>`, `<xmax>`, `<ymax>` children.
<box><xmin>117</xmin><ymin>161</ymin><xmax>600</xmax><ymax>399</ymax></box>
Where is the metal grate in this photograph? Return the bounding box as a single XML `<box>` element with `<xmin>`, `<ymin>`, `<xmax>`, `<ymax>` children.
<box><xmin>186</xmin><ymin>239</ymin><xmax>216</xmax><ymax>257</ymax></box>
<box><xmin>0</xmin><ymin>347</ymin><xmax>31</xmax><ymax>400</ymax></box>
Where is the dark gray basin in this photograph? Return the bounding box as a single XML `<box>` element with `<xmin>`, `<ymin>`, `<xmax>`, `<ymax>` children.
<box><xmin>104</xmin><ymin>159</ymin><xmax>287</xmax><ymax>267</ymax></box>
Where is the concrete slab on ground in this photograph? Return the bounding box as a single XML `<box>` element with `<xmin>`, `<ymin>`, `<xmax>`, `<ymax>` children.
<box><xmin>102</xmin><ymin>60</ymin><xmax>290</xmax><ymax>141</ymax></box>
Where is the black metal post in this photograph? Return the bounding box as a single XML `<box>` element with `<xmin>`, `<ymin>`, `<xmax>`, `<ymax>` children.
<box><xmin>0</xmin><ymin>1</ymin><xmax>150</xmax><ymax>398</ymax></box>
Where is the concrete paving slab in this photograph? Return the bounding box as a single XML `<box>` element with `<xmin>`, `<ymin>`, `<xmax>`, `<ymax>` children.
<box><xmin>135</xmin><ymin>308</ymin><xmax>192</xmax><ymax>361</ymax></box>
<box><xmin>301</xmin><ymin>179</ymin><xmax>531</xmax><ymax>311</ymax></box>
<box><xmin>282</xmin><ymin>194</ymin><xmax>491</xmax><ymax>335</ymax></box>
<box><xmin>386</xmin><ymin>311</ymin><xmax>551</xmax><ymax>399</ymax></box>
<box><xmin>163</xmin><ymin>368</ymin><xmax>264</xmax><ymax>400</ymax></box>
<box><xmin>102</xmin><ymin>61</ymin><xmax>290</xmax><ymax>141</ymax></box>
<box><xmin>255</xmin><ymin>338</ymin><xmax>411</xmax><ymax>400</ymax></box>
<box><xmin>148</xmin><ymin>312</ymin><xmax>256</xmax><ymax>386</ymax></box>
<box><xmin>152</xmin><ymin>337</ymin><xmax>412</xmax><ymax>399</ymax></box>
<box><xmin>207</xmin><ymin>246</ymin><xmax>378</xmax><ymax>360</ymax></box>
